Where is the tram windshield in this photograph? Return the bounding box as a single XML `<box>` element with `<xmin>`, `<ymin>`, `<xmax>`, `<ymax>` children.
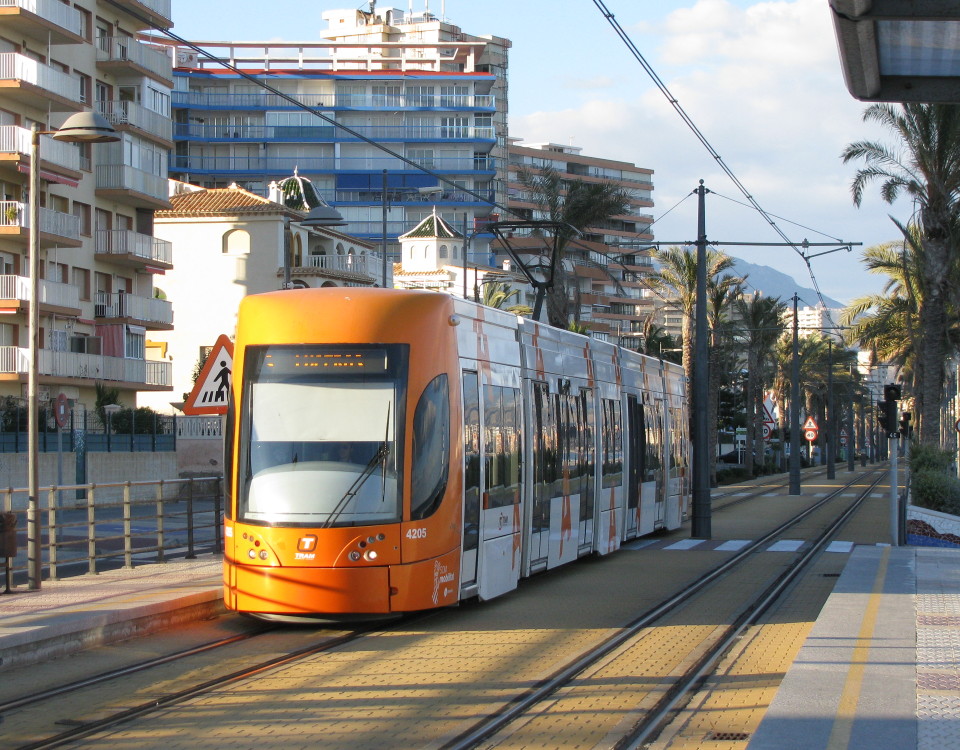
<box><xmin>238</xmin><ymin>344</ymin><xmax>406</xmax><ymax>527</ymax></box>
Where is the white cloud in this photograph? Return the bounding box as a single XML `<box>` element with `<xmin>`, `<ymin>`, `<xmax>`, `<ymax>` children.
<box><xmin>510</xmin><ymin>0</ymin><xmax>896</xmax><ymax>304</ymax></box>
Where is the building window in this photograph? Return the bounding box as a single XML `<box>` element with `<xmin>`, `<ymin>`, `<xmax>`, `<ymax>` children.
<box><xmin>125</xmin><ymin>326</ymin><xmax>145</xmax><ymax>359</ymax></box>
<box><xmin>222</xmin><ymin>229</ymin><xmax>250</xmax><ymax>254</ymax></box>
<box><xmin>72</xmin><ymin>266</ymin><xmax>90</xmax><ymax>300</ymax></box>
<box><xmin>72</xmin><ymin>201</ymin><xmax>91</xmax><ymax>236</ymax></box>
<box><xmin>439</xmin><ymin>245</ymin><xmax>448</xmax><ymax>259</ymax></box>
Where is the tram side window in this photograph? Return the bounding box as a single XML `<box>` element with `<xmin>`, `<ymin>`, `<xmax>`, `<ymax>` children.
<box><xmin>668</xmin><ymin>405</ymin><xmax>688</xmax><ymax>482</ymax></box>
<box><xmin>644</xmin><ymin>398</ymin><xmax>663</xmax><ymax>484</ymax></box>
<box><xmin>601</xmin><ymin>398</ymin><xmax>623</xmax><ymax>488</ymax></box>
<box><xmin>462</xmin><ymin>372</ymin><xmax>481</xmax><ymax>552</ymax></box>
<box><xmin>411</xmin><ymin>374</ymin><xmax>450</xmax><ymax>520</ymax></box>
<box><xmin>580</xmin><ymin>389</ymin><xmax>595</xmax><ymax>521</ymax></box>
<box><xmin>532</xmin><ymin>382</ymin><xmax>556</xmax><ymax>532</ymax></box>
<box><xmin>502</xmin><ymin>387</ymin><xmax>522</xmax><ymax>506</ymax></box>
<box><xmin>558</xmin><ymin>393</ymin><xmax>582</xmax><ymax>499</ymax></box>
<box><xmin>483</xmin><ymin>385</ymin><xmax>522</xmax><ymax>509</ymax></box>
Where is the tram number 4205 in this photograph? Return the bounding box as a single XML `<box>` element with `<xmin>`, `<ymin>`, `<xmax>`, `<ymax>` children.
<box><xmin>406</xmin><ymin>528</ymin><xmax>428</xmax><ymax>540</ymax></box>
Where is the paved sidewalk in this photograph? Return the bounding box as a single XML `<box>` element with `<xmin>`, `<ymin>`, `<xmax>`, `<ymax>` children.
<box><xmin>749</xmin><ymin>546</ymin><xmax>960</xmax><ymax>750</ymax></box>
<box><xmin>0</xmin><ymin>555</ymin><xmax>223</xmax><ymax>671</ymax></box>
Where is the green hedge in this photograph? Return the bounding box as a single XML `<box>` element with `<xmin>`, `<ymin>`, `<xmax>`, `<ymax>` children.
<box><xmin>912</xmin><ymin>468</ymin><xmax>960</xmax><ymax>515</ymax></box>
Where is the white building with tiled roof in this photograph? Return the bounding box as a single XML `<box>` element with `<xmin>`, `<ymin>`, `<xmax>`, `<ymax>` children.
<box><xmin>144</xmin><ymin>182</ymin><xmax>376</xmax><ymax>412</ymax></box>
<box><xmin>394</xmin><ymin>209</ymin><xmax>533</xmax><ymax>307</ymax></box>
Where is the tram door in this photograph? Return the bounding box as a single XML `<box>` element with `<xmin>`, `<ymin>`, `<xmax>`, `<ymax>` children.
<box><xmin>625</xmin><ymin>394</ymin><xmax>643</xmax><ymax>538</ymax></box>
<box><xmin>460</xmin><ymin>371</ymin><xmax>481</xmax><ymax>590</ymax></box>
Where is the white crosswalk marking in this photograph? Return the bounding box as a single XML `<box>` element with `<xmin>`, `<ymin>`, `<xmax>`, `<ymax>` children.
<box><xmin>663</xmin><ymin>539</ymin><xmax>706</xmax><ymax>550</ymax></box>
<box><xmin>767</xmin><ymin>540</ymin><xmax>805</xmax><ymax>552</ymax></box>
<box><xmin>826</xmin><ymin>541</ymin><xmax>855</xmax><ymax>553</ymax></box>
<box><xmin>715</xmin><ymin>540</ymin><xmax>751</xmax><ymax>551</ymax></box>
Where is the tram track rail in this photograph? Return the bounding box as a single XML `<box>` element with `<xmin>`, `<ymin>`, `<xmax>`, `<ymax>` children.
<box><xmin>441</xmin><ymin>466</ymin><xmax>886</xmax><ymax>750</ymax></box>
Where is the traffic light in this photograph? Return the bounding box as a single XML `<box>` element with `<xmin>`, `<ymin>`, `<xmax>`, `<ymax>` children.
<box><xmin>900</xmin><ymin>411</ymin><xmax>912</xmax><ymax>439</ymax></box>
<box><xmin>877</xmin><ymin>401</ymin><xmax>890</xmax><ymax>431</ymax></box>
<box><xmin>884</xmin><ymin>383</ymin><xmax>902</xmax><ymax>402</ymax></box>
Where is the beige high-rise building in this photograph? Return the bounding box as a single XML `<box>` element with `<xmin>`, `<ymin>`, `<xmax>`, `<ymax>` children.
<box><xmin>0</xmin><ymin>0</ymin><xmax>175</xmax><ymax>419</ymax></box>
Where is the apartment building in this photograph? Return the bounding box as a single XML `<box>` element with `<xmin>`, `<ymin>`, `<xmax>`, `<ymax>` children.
<box><xmin>146</xmin><ymin>5</ymin><xmax>509</xmax><ymax>281</ymax></box>
<box><xmin>506</xmin><ymin>140</ymin><xmax>658</xmax><ymax>344</ymax></box>
<box><xmin>784</xmin><ymin>304</ymin><xmax>845</xmax><ymax>338</ymax></box>
<box><xmin>0</xmin><ymin>0</ymin><xmax>174</xmax><ymax>415</ymax></box>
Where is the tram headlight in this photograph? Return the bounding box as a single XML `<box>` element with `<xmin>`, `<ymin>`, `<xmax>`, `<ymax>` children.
<box><xmin>364</xmin><ymin>549</ymin><xmax>378</xmax><ymax>561</ymax></box>
<box><xmin>248</xmin><ymin>549</ymin><xmax>256</xmax><ymax>559</ymax></box>
<box><xmin>259</xmin><ymin>550</ymin><xmax>269</xmax><ymax>560</ymax></box>
<box><xmin>349</xmin><ymin>551</ymin><xmax>361</xmax><ymax>562</ymax></box>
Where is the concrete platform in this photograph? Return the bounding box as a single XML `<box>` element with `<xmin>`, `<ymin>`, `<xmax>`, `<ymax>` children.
<box><xmin>749</xmin><ymin>546</ymin><xmax>960</xmax><ymax>750</ymax></box>
<box><xmin>0</xmin><ymin>555</ymin><xmax>223</xmax><ymax>671</ymax></box>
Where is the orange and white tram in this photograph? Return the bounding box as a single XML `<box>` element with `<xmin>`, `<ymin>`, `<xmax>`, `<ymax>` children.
<box><xmin>223</xmin><ymin>287</ymin><xmax>689</xmax><ymax>619</ymax></box>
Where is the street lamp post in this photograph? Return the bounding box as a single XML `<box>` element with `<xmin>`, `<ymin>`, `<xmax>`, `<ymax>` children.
<box><xmin>27</xmin><ymin>113</ymin><xmax>119</xmax><ymax>589</ymax></box>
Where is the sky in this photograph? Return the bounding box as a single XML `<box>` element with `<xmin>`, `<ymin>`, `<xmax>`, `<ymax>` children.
<box><xmin>167</xmin><ymin>0</ymin><xmax>906</xmax><ymax>305</ymax></box>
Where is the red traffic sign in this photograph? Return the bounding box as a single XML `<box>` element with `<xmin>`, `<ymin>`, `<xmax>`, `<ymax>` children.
<box><xmin>183</xmin><ymin>334</ymin><xmax>234</xmax><ymax>415</ymax></box>
<box><xmin>762</xmin><ymin>423</ymin><xmax>773</xmax><ymax>441</ymax></box>
<box><xmin>54</xmin><ymin>393</ymin><xmax>70</xmax><ymax>429</ymax></box>
<box><xmin>802</xmin><ymin>416</ymin><xmax>818</xmax><ymax>431</ymax></box>
<box><xmin>804</xmin><ymin>429</ymin><xmax>818</xmax><ymax>441</ymax></box>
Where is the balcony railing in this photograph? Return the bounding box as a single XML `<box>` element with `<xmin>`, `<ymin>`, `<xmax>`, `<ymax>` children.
<box><xmin>95</xmin><ymin>228</ymin><xmax>172</xmax><ymax>266</ymax></box>
<box><xmin>0</xmin><ymin>0</ymin><xmax>83</xmax><ymax>39</ymax></box>
<box><xmin>0</xmin><ymin>346</ymin><xmax>171</xmax><ymax>386</ymax></box>
<box><xmin>95</xmin><ymin>291</ymin><xmax>173</xmax><ymax>326</ymax></box>
<box><xmin>0</xmin><ymin>52</ymin><xmax>81</xmax><ymax>104</ymax></box>
<box><xmin>129</xmin><ymin>0</ymin><xmax>172</xmax><ymax>24</ymax></box>
<box><xmin>299</xmin><ymin>253</ymin><xmax>376</xmax><ymax>275</ymax></box>
<box><xmin>98</xmin><ymin>100</ymin><xmax>172</xmax><ymax>143</ymax></box>
<box><xmin>172</xmin><ymin>155</ymin><xmax>497</xmax><ymax>174</ymax></box>
<box><xmin>334</xmin><ymin>188</ymin><xmax>495</xmax><ymax>205</ymax></box>
<box><xmin>95</xmin><ymin>165</ymin><xmax>169</xmax><ymax>203</ymax></box>
<box><xmin>0</xmin><ymin>201</ymin><xmax>80</xmax><ymax>242</ymax></box>
<box><xmin>0</xmin><ymin>274</ymin><xmax>80</xmax><ymax>309</ymax></box>
<box><xmin>174</xmin><ymin>123</ymin><xmax>494</xmax><ymax>142</ymax></box>
<box><xmin>0</xmin><ymin>125</ymin><xmax>81</xmax><ymax>172</ymax></box>
<box><xmin>96</xmin><ymin>36</ymin><xmax>173</xmax><ymax>82</ymax></box>
<box><xmin>173</xmin><ymin>90</ymin><xmax>495</xmax><ymax>111</ymax></box>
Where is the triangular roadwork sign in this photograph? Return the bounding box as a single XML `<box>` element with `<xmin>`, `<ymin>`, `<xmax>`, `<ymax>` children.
<box><xmin>802</xmin><ymin>416</ymin><xmax>818</xmax><ymax>431</ymax></box>
<box><xmin>183</xmin><ymin>334</ymin><xmax>234</xmax><ymax>415</ymax></box>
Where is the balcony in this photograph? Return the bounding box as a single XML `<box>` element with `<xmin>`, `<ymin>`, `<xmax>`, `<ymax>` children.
<box><xmin>334</xmin><ymin>188</ymin><xmax>496</xmax><ymax>206</ymax></box>
<box><xmin>121</xmin><ymin>0</ymin><xmax>172</xmax><ymax>30</ymax></box>
<box><xmin>171</xmin><ymin>154</ymin><xmax>497</xmax><ymax>175</ymax></box>
<box><xmin>95</xmin><ymin>228</ymin><xmax>173</xmax><ymax>271</ymax></box>
<box><xmin>0</xmin><ymin>0</ymin><xmax>84</xmax><ymax>44</ymax></box>
<box><xmin>0</xmin><ymin>125</ymin><xmax>82</xmax><ymax>179</ymax></box>
<box><xmin>0</xmin><ymin>274</ymin><xmax>81</xmax><ymax>315</ymax></box>
<box><xmin>295</xmin><ymin>253</ymin><xmax>378</xmax><ymax>278</ymax></box>
<box><xmin>174</xmin><ymin>123</ymin><xmax>495</xmax><ymax>143</ymax></box>
<box><xmin>0</xmin><ymin>201</ymin><xmax>81</xmax><ymax>247</ymax></box>
<box><xmin>96</xmin><ymin>37</ymin><xmax>173</xmax><ymax>86</ymax></box>
<box><xmin>0</xmin><ymin>53</ymin><xmax>83</xmax><ymax>111</ymax></box>
<box><xmin>95</xmin><ymin>165</ymin><xmax>171</xmax><ymax>209</ymax></box>
<box><xmin>172</xmin><ymin>90</ymin><xmax>495</xmax><ymax>111</ymax></box>
<box><xmin>95</xmin><ymin>290</ymin><xmax>173</xmax><ymax>329</ymax></box>
<box><xmin>0</xmin><ymin>346</ymin><xmax>172</xmax><ymax>390</ymax></box>
<box><xmin>99</xmin><ymin>100</ymin><xmax>172</xmax><ymax>146</ymax></box>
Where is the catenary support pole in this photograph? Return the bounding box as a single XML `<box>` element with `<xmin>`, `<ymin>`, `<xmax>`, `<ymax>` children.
<box><xmin>691</xmin><ymin>181</ymin><xmax>711</xmax><ymax>538</ymax></box>
<box><xmin>789</xmin><ymin>293</ymin><xmax>801</xmax><ymax>495</ymax></box>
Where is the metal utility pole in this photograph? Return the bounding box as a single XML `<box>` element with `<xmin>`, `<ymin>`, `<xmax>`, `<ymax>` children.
<box><xmin>789</xmin><ymin>293</ymin><xmax>801</xmax><ymax>495</ymax></box>
<box><xmin>691</xmin><ymin>180</ymin><xmax>711</xmax><ymax>539</ymax></box>
<box><xmin>827</xmin><ymin>340</ymin><xmax>835</xmax><ymax>480</ymax></box>
<box><xmin>381</xmin><ymin>169</ymin><xmax>389</xmax><ymax>287</ymax></box>
<box><xmin>847</xmin><ymin>386</ymin><xmax>856</xmax><ymax>472</ymax></box>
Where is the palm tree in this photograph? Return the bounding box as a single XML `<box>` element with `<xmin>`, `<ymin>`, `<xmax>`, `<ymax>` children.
<box><xmin>842</xmin><ymin>103</ymin><xmax>960</xmax><ymax>444</ymax></box>
<box><xmin>645</xmin><ymin>246</ymin><xmax>738</xmax><ymax>387</ymax></box>
<box><xmin>480</xmin><ymin>279</ymin><xmax>519</xmax><ymax>309</ymax></box>
<box><xmin>707</xmin><ymin>275</ymin><xmax>743</xmax><ymax>483</ymax></box>
<box><xmin>514</xmin><ymin>165</ymin><xmax>630</xmax><ymax>328</ymax></box>
<box><xmin>734</xmin><ymin>295</ymin><xmax>787</xmax><ymax>475</ymax></box>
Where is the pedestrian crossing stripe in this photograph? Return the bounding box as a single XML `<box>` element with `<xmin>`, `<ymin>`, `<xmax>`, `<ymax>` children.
<box><xmin>183</xmin><ymin>334</ymin><xmax>234</xmax><ymax>416</ymax></box>
<box><xmin>767</xmin><ymin>540</ymin><xmax>805</xmax><ymax>552</ymax></box>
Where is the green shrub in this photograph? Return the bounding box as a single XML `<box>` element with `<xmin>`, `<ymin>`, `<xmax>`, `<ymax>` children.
<box><xmin>912</xmin><ymin>468</ymin><xmax>960</xmax><ymax>515</ymax></box>
<box><xmin>717</xmin><ymin>467</ymin><xmax>751</xmax><ymax>485</ymax></box>
<box><xmin>909</xmin><ymin>443</ymin><xmax>955</xmax><ymax>474</ymax></box>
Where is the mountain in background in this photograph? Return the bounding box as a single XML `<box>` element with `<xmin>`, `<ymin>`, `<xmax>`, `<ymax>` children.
<box><xmin>729</xmin><ymin>257</ymin><xmax>846</xmax><ymax>310</ymax></box>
